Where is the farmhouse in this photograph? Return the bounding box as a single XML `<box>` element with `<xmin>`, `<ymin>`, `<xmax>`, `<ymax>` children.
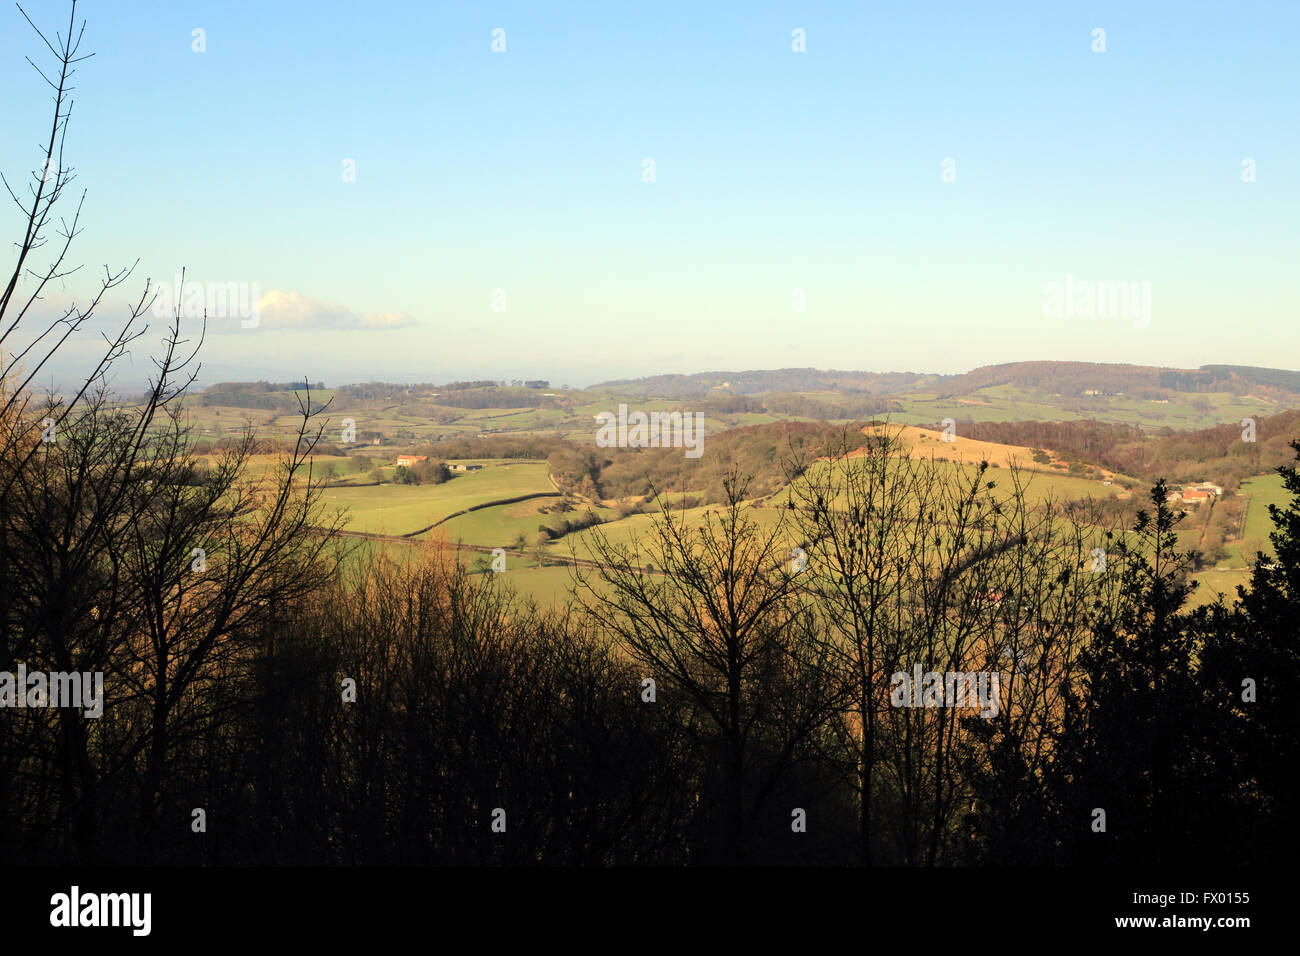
<box><xmin>1178</xmin><ymin>482</ymin><xmax>1223</xmax><ymax>506</ymax></box>
<box><xmin>395</xmin><ymin>455</ymin><xmax>427</xmax><ymax>467</ymax></box>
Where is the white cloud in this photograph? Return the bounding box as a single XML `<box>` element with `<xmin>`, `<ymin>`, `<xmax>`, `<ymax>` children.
<box><xmin>255</xmin><ymin>289</ymin><xmax>415</xmax><ymax>331</ymax></box>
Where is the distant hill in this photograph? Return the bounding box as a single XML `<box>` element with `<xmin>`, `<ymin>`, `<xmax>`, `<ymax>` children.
<box><xmin>942</xmin><ymin>361</ymin><xmax>1300</xmax><ymax>399</ymax></box>
<box><xmin>594</xmin><ymin>361</ymin><xmax>1300</xmax><ymax>402</ymax></box>
<box><xmin>590</xmin><ymin>368</ymin><xmax>934</xmax><ymax>397</ymax></box>
<box><xmin>1199</xmin><ymin>365</ymin><xmax>1300</xmax><ymax>393</ymax></box>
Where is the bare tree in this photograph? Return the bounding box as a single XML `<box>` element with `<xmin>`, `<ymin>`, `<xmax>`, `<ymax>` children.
<box><xmin>0</xmin><ymin>1</ymin><xmax>159</xmax><ymax>501</ymax></box>
<box><xmin>784</xmin><ymin>425</ymin><xmax>1119</xmax><ymax>863</ymax></box>
<box><xmin>573</xmin><ymin>469</ymin><xmax>843</xmax><ymax>863</ymax></box>
<box><xmin>0</xmin><ymin>1</ymin><xmax>346</xmax><ymax>863</ymax></box>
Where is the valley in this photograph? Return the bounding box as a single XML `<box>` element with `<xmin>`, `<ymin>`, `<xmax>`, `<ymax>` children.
<box><xmin>178</xmin><ymin>361</ymin><xmax>1300</xmax><ymax>610</ymax></box>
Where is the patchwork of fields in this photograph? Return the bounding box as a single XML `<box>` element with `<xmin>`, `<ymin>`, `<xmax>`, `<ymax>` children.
<box><xmin>180</xmin><ymin>382</ymin><xmax>1296</xmax><ymax>612</ymax></box>
<box><xmin>300</xmin><ymin>440</ymin><xmax>1292</xmax><ymax>612</ymax></box>
<box><xmin>178</xmin><ymin>374</ymin><xmax>1289</xmax><ymax>454</ymax></box>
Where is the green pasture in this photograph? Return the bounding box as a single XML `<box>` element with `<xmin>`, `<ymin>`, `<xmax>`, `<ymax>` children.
<box><xmin>323</xmin><ymin>461</ymin><xmax>554</xmax><ymax>536</ymax></box>
<box><xmin>1240</xmin><ymin>473</ymin><xmax>1289</xmax><ymax>557</ymax></box>
<box><xmin>1187</xmin><ymin>568</ymin><xmax>1253</xmax><ymax>609</ymax></box>
<box><xmin>429</xmin><ymin>497</ymin><xmax>617</xmax><ymax>549</ymax></box>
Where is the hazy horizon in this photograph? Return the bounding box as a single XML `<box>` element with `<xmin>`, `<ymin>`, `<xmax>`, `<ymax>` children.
<box><xmin>25</xmin><ymin>353</ymin><xmax>1300</xmax><ymax>398</ymax></box>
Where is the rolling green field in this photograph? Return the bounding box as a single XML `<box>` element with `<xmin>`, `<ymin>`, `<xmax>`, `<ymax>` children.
<box><xmin>1240</xmin><ymin>473</ymin><xmax>1288</xmax><ymax>558</ymax></box>
<box><xmin>322</xmin><ymin>461</ymin><xmax>554</xmax><ymax>536</ymax></box>
<box><xmin>552</xmin><ymin>504</ymin><xmax>792</xmax><ymax>563</ymax></box>
<box><xmin>1188</xmin><ymin>568</ymin><xmax>1254</xmax><ymax>608</ymax></box>
<box><xmin>196</xmin><ymin>452</ymin><xmax>383</xmax><ymax>485</ymax></box>
<box><xmin>430</xmin><ymin>498</ymin><xmax>617</xmax><ymax>549</ymax></box>
<box><xmin>334</xmin><ymin>543</ymin><xmax>596</xmax><ymax>608</ymax></box>
<box><xmin>487</xmin><ymin>565</ymin><xmax>584</xmax><ymax>606</ymax></box>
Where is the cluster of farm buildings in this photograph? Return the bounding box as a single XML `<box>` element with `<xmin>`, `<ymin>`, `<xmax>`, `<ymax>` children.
<box><xmin>393</xmin><ymin>454</ymin><xmax>481</xmax><ymax>472</ymax></box>
<box><xmin>1171</xmin><ymin>482</ymin><xmax>1224</xmax><ymax>505</ymax></box>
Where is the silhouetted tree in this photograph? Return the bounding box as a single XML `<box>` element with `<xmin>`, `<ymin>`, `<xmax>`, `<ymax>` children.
<box><xmin>573</xmin><ymin>469</ymin><xmax>844</xmax><ymax>863</ymax></box>
<box><xmin>1188</xmin><ymin>439</ymin><xmax>1300</xmax><ymax>863</ymax></box>
<box><xmin>1046</xmin><ymin>481</ymin><xmax>1202</xmax><ymax>864</ymax></box>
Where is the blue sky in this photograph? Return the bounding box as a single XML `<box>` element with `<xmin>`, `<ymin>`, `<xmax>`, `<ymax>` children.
<box><xmin>2</xmin><ymin>0</ymin><xmax>1297</xmax><ymax>388</ymax></box>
